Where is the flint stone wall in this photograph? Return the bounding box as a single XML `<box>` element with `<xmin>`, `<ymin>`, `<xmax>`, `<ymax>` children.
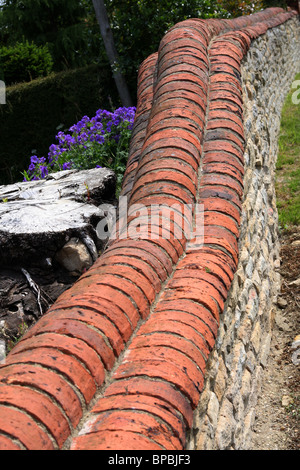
<box><xmin>187</xmin><ymin>16</ymin><xmax>300</xmax><ymax>450</ymax></box>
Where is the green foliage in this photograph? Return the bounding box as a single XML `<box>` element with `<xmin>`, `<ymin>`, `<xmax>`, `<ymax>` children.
<box><xmin>219</xmin><ymin>0</ymin><xmax>288</xmax><ymax>13</ymax></box>
<box><xmin>105</xmin><ymin>0</ymin><xmax>228</xmax><ymax>94</ymax></box>
<box><xmin>6</xmin><ymin>321</ymin><xmax>29</xmax><ymax>353</ymax></box>
<box><xmin>0</xmin><ymin>0</ymin><xmax>288</xmax><ymax>96</ymax></box>
<box><xmin>100</xmin><ymin>0</ymin><xmax>271</xmax><ymax>97</ymax></box>
<box><xmin>262</xmin><ymin>0</ymin><xmax>288</xmax><ymax>7</ymax></box>
<box><xmin>0</xmin><ymin>40</ymin><xmax>53</xmax><ymax>85</ymax></box>
<box><xmin>276</xmin><ymin>72</ymin><xmax>300</xmax><ymax>227</ymax></box>
<box><xmin>217</xmin><ymin>0</ymin><xmax>264</xmax><ymax>17</ymax></box>
<box><xmin>23</xmin><ymin>107</ymin><xmax>135</xmax><ymax>196</ymax></box>
<box><xmin>53</xmin><ymin>120</ymin><xmax>132</xmax><ymax>181</ymax></box>
<box><xmin>0</xmin><ymin>64</ymin><xmax>120</xmax><ymax>185</ymax></box>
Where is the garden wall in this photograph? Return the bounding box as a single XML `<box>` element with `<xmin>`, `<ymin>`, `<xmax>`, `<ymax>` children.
<box><xmin>0</xmin><ymin>7</ymin><xmax>299</xmax><ymax>450</ymax></box>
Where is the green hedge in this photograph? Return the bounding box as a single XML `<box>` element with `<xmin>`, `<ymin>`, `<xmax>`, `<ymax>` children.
<box><xmin>0</xmin><ymin>64</ymin><xmax>120</xmax><ymax>185</ymax></box>
<box><xmin>0</xmin><ymin>41</ymin><xmax>54</xmax><ymax>86</ymax></box>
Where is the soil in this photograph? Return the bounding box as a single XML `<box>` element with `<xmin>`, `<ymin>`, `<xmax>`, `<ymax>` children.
<box><xmin>0</xmin><ymin>264</ymin><xmax>78</xmax><ymax>353</ymax></box>
<box><xmin>251</xmin><ymin>226</ymin><xmax>300</xmax><ymax>450</ymax></box>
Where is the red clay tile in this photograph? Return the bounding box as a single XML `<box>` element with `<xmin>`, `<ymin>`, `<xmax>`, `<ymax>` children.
<box><xmin>104</xmin><ymin>377</ymin><xmax>194</xmax><ymax>428</ymax></box>
<box><xmin>0</xmin><ymin>363</ymin><xmax>82</xmax><ymax>428</ymax></box>
<box><xmin>71</xmin><ymin>430</ymin><xmax>164</xmax><ymax>450</ymax></box>
<box><xmin>0</xmin><ymin>405</ymin><xmax>54</xmax><ymax>450</ymax></box>
<box><xmin>0</xmin><ymin>384</ymin><xmax>70</xmax><ymax>447</ymax></box>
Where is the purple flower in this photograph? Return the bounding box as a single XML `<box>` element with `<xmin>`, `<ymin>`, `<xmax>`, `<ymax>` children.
<box><xmin>95</xmin><ymin>134</ymin><xmax>105</xmax><ymax>144</ymax></box>
<box><xmin>48</xmin><ymin>144</ymin><xmax>61</xmax><ymax>159</ymax></box>
<box><xmin>23</xmin><ymin>106</ymin><xmax>136</xmax><ymax>183</ymax></box>
<box><xmin>69</xmin><ymin>124</ymin><xmax>79</xmax><ymax>133</ymax></box>
<box><xmin>40</xmin><ymin>165</ymin><xmax>48</xmax><ymax>178</ymax></box>
<box><xmin>62</xmin><ymin>162</ymin><xmax>72</xmax><ymax>170</ymax></box>
<box><xmin>79</xmin><ymin>132</ymin><xmax>88</xmax><ymax>143</ymax></box>
<box><xmin>30</xmin><ymin>155</ymin><xmax>39</xmax><ymax>164</ymax></box>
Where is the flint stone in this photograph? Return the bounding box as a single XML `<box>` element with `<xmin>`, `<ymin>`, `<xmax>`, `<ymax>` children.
<box><xmin>277</xmin><ymin>297</ymin><xmax>288</xmax><ymax>309</ymax></box>
<box><xmin>0</xmin><ymin>167</ymin><xmax>116</xmax><ymax>266</ymax></box>
<box><xmin>55</xmin><ymin>238</ymin><xmax>93</xmax><ymax>276</ymax></box>
<box><xmin>288</xmin><ymin>277</ymin><xmax>300</xmax><ymax>287</ymax></box>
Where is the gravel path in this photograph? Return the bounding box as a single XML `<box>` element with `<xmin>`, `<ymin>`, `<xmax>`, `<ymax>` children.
<box><xmin>251</xmin><ymin>227</ymin><xmax>299</xmax><ymax>450</ymax></box>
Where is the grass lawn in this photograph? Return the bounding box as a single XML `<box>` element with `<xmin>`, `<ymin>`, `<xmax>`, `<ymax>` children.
<box><xmin>275</xmin><ymin>72</ymin><xmax>300</xmax><ymax>227</ymax></box>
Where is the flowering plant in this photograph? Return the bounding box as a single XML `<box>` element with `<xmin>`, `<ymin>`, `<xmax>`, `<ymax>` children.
<box><xmin>23</xmin><ymin>106</ymin><xmax>136</xmax><ymax>191</ymax></box>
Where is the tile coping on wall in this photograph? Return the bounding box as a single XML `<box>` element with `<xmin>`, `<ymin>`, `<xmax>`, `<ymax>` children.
<box><xmin>0</xmin><ymin>6</ymin><xmax>298</xmax><ymax>450</ymax></box>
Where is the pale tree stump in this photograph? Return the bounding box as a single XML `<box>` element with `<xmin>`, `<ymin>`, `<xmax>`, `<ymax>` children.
<box><xmin>0</xmin><ymin>167</ymin><xmax>116</xmax><ymax>267</ymax></box>
<box><xmin>0</xmin><ymin>167</ymin><xmax>116</xmax><ymax>351</ymax></box>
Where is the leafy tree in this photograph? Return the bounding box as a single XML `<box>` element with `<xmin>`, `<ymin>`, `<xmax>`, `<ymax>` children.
<box><xmin>0</xmin><ymin>0</ymin><xmax>288</xmax><ymax>100</ymax></box>
<box><xmin>103</xmin><ymin>0</ymin><xmax>229</xmax><ymax>98</ymax></box>
<box><xmin>92</xmin><ymin>0</ymin><xmax>133</xmax><ymax>106</ymax></box>
<box><xmin>0</xmin><ymin>0</ymin><xmax>98</xmax><ymax>70</ymax></box>
<box><xmin>100</xmin><ymin>0</ymin><xmax>276</xmax><ymax>98</ymax></box>
<box><xmin>262</xmin><ymin>0</ymin><xmax>288</xmax><ymax>7</ymax></box>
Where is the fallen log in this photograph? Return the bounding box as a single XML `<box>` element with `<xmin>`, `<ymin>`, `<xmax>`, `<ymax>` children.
<box><xmin>0</xmin><ymin>167</ymin><xmax>116</xmax><ymax>267</ymax></box>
